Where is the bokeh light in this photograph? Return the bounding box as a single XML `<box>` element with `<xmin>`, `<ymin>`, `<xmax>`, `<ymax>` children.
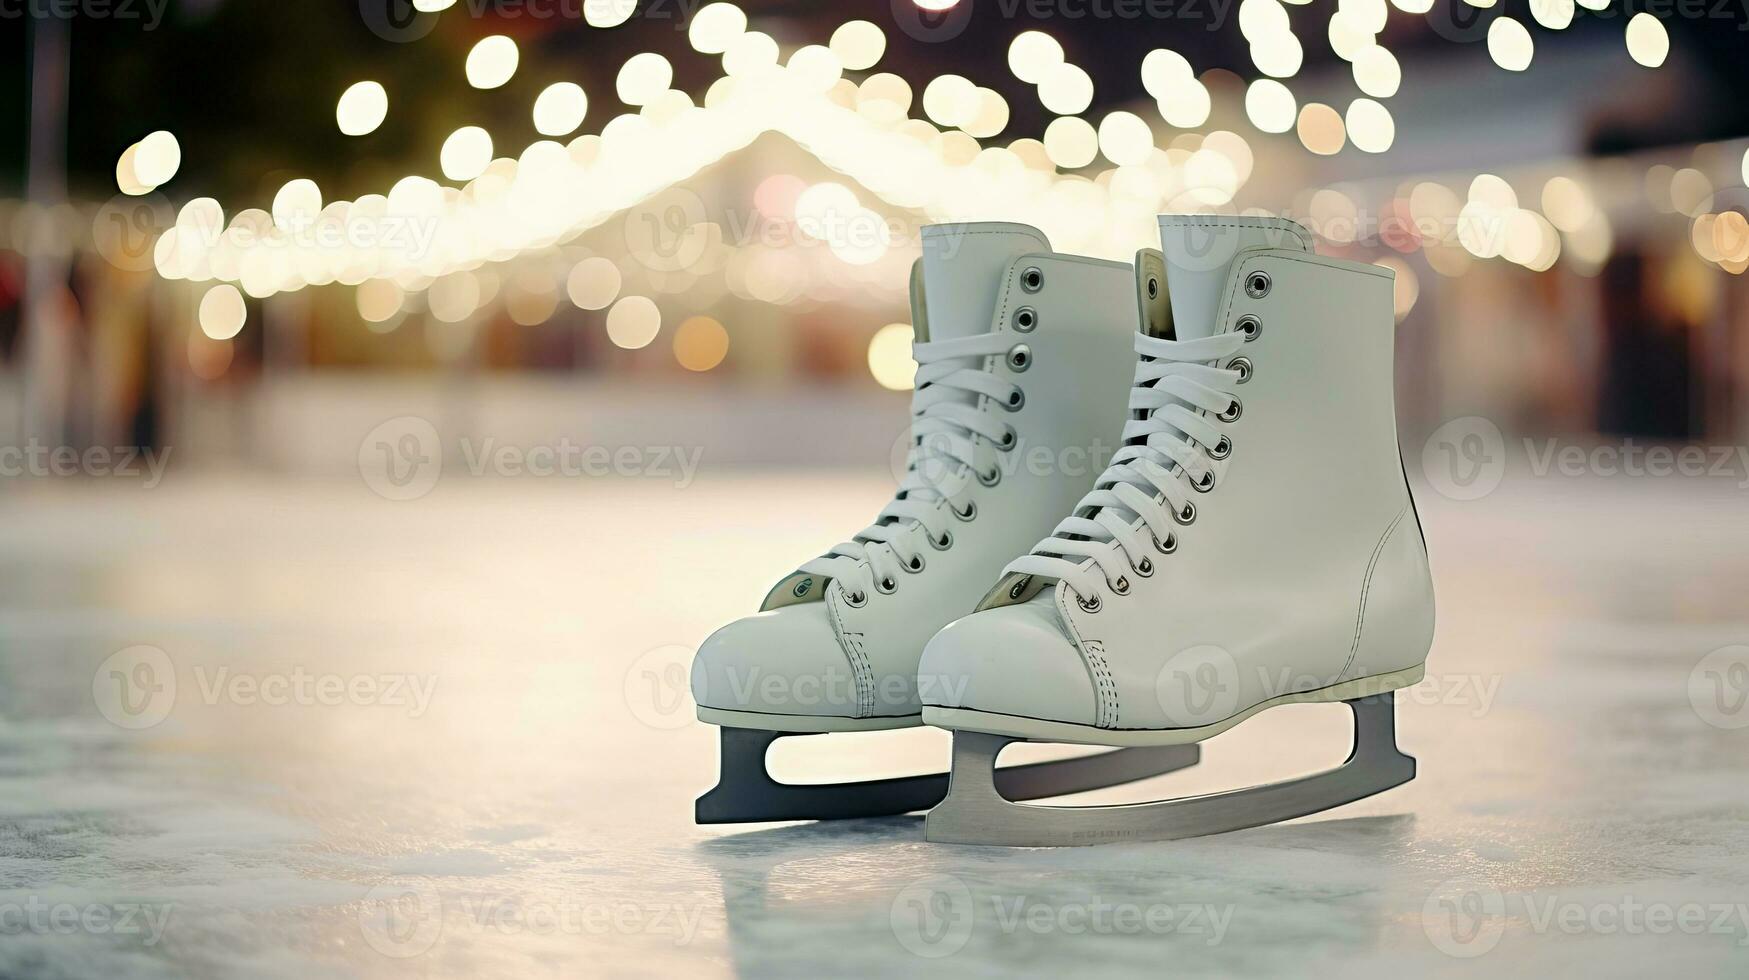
<box><xmin>336</xmin><ymin>82</ymin><xmax>388</xmax><ymax>136</ymax></box>
<box><xmin>867</xmin><ymin>323</ymin><xmax>916</xmax><ymax>391</ymax></box>
<box><xmin>673</xmin><ymin>315</ymin><xmax>730</xmax><ymax>371</ymax></box>
<box><xmin>465</xmin><ymin>36</ymin><xmax>519</xmax><ymax>90</ymax></box>
<box><xmin>606</xmin><ymin>296</ymin><xmax>662</xmax><ymax>349</ymax></box>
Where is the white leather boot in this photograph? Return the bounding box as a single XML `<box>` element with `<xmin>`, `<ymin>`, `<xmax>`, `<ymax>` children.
<box><xmin>919</xmin><ymin>214</ymin><xmax>1436</xmax><ymax>846</ymax></box>
<box><xmin>694</xmin><ymin>222</ymin><xmax>1197</xmax><ymax>824</ymax></box>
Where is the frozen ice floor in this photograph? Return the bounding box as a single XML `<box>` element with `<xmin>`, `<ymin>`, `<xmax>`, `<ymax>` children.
<box><xmin>2</xmin><ymin>470</ymin><xmax>1747</xmax><ymax>979</ymax></box>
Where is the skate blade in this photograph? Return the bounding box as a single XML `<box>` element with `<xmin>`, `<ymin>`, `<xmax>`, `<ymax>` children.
<box><xmin>695</xmin><ymin>726</ymin><xmax>1200</xmax><ymax>825</ymax></box>
<box><xmin>923</xmin><ymin>695</ymin><xmax>1415</xmax><ymax>847</ymax></box>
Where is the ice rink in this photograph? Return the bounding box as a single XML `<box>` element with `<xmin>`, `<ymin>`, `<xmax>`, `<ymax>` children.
<box><xmin>3</xmin><ymin>470</ymin><xmax>1747</xmax><ymax>978</ymax></box>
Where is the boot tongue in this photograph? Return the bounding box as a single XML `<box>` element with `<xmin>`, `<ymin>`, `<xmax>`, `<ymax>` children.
<box><xmin>1158</xmin><ymin>215</ymin><xmax>1312</xmax><ymax>340</ymax></box>
<box><xmin>916</xmin><ymin>222</ymin><xmax>1051</xmax><ymax>341</ymax></box>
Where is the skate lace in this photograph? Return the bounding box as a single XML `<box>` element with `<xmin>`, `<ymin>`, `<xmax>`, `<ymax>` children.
<box><xmin>801</xmin><ymin>330</ymin><xmax>1023</xmax><ymax>605</ymax></box>
<box><xmin>1003</xmin><ymin>331</ymin><xmax>1247</xmax><ymax>610</ymax></box>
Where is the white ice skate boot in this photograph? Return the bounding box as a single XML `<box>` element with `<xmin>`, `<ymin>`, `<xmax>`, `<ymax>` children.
<box><xmin>920</xmin><ymin>214</ymin><xmax>1436</xmax><ymax>846</ymax></box>
<box><xmin>693</xmin><ymin>222</ymin><xmax>1199</xmax><ymax>824</ymax></box>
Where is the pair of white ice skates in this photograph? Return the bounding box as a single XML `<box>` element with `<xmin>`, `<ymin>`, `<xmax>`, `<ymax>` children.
<box><xmin>692</xmin><ymin>214</ymin><xmax>1436</xmax><ymax>847</ymax></box>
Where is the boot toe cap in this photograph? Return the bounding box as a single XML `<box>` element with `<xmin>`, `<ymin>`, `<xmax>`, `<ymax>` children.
<box><xmin>691</xmin><ymin>605</ymin><xmax>865</xmax><ymax>721</ymax></box>
<box><xmin>919</xmin><ymin>600</ymin><xmax>1097</xmax><ymax>727</ymax></box>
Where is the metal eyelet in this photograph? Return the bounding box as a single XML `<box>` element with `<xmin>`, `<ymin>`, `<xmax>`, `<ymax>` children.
<box><xmin>1006</xmin><ymin>344</ymin><xmax>1032</xmax><ymax>372</ymax></box>
<box><xmin>999</xmin><ymin>429</ymin><xmax>1017</xmax><ymax>449</ymax></box>
<box><xmin>1236</xmin><ymin>314</ymin><xmax>1262</xmax><ymax>341</ymax></box>
<box><xmin>907</xmin><ymin>554</ymin><xmax>925</xmax><ymax>573</ymax></box>
<box><xmin>1174</xmin><ymin>501</ymin><xmax>1196</xmax><ymax>525</ymax></box>
<box><xmin>1013</xmin><ymin>306</ymin><xmax>1038</xmax><ymax>332</ymax></box>
<box><xmin>1244</xmin><ymin>270</ymin><xmax>1271</xmax><ymax>299</ymax></box>
<box><xmin>1230</xmin><ymin>356</ymin><xmax>1252</xmax><ymax>384</ymax></box>
<box><xmin>1003</xmin><ymin>389</ymin><xmax>1025</xmax><ymax>412</ymax></box>
<box><xmin>1154</xmin><ymin>532</ymin><xmax>1178</xmax><ymax>554</ymax></box>
<box><xmin>1146</xmin><ymin>277</ymin><xmax>1159</xmax><ymax>300</ymax></box>
<box><xmin>1134</xmin><ymin>556</ymin><xmax>1153</xmax><ymax>577</ymax></box>
<box><xmin>1218</xmin><ymin>398</ymin><xmax>1242</xmax><ymax>423</ymax></box>
<box><xmin>1077</xmin><ymin>594</ymin><xmax>1102</xmax><ymax>613</ymax></box>
<box><xmin>977</xmin><ymin>466</ymin><xmax>1001</xmax><ymax>487</ymax></box>
<box><xmin>844</xmin><ymin>589</ymin><xmax>867</xmax><ymax>607</ymax></box>
<box><xmin>876</xmin><ymin>576</ymin><xmax>897</xmax><ymax>595</ymax></box>
<box><xmin>932</xmin><ymin>530</ymin><xmax>954</xmax><ymax>550</ymax></box>
<box><xmin>954</xmin><ymin>500</ymin><xmax>977</xmax><ymax>521</ymax></box>
<box><xmin>1020</xmin><ymin>267</ymin><xmax>1043</xmax><ymax>293</ymax></box>
<box><xmin>1192</xmin><ymin>469</ymin><xmax>1215</xmax><ymax>493</ymax></box>
<box><xmin>1208</xmin><ymin>436</ymin><xmax>1232</xmax><ymax>460</ymax></box>
<box><xmin>1111</xmin><ymin>576</ymin><xmax>1130</xmax><ymax>596</ymax></box>
<box><xmin>1008</xmin><ymin>575</ymin><xmax>1031</xmax><ymax>600</ymax></box>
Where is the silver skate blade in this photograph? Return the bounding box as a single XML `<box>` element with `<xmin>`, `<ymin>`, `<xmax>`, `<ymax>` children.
<box><xmin>924</xmin><ymin>696</ymin><xmax>1415</xmax><ymax>847</ymax></box>
<box><xmin>695</xmin><ymin>726</ymin><xmax>1199</xmax><ymax>825</ymax></box>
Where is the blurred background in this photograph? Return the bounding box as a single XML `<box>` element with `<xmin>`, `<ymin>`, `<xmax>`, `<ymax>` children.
<box><xmin>3</xmin><ymin>0</ymin><xmax>1747</xmax><ymax>472</ymax></box>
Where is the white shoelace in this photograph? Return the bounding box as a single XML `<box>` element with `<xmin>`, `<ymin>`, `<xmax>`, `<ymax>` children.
<box><xmin>1004</xmin><ymin>331</ymin><xmax>1247</xmax><ymax>607</ymax></box>
<box><xmin>802</xmin><ymin>331</ymin><xmax>1023</xmax><ymax>603</ymax></box>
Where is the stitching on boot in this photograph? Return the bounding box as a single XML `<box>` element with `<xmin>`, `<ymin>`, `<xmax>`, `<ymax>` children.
<box><xmin>1159</xmin><ymin>216</ymin><xmax>1313</xmax><ymax>253</ymax></box>
<box><xmin>1082</xmin><ymin>640</ymin><xmax>1119</xmax><ymax>729</ymax></box>
<box><xmin>1056</xmin><ymin>586</ymin><xmax>1120</xmax><ymax>728</ymax></box>
<box><xmin>1343</xmin><ymin>504</ymin><xmax>1409</xmax><ymax>682</ymax></box>
<box><xmin>826</xmin><ymin>596</ymin><xmax>876</xmax><ymax>717</ymax></box>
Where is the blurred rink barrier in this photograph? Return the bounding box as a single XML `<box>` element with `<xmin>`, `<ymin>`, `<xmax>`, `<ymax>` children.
<box><xmin>2</xmin><ymin>9</ymin><xmax>1748</xmax><ymax>480</ymax></box>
